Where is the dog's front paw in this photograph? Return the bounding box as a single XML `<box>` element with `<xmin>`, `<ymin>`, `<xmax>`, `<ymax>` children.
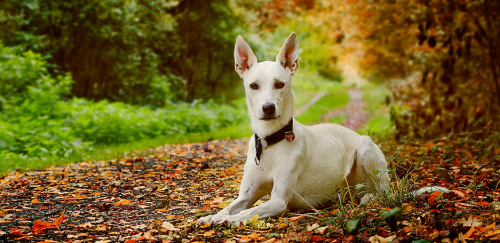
<box><xmin>216</xmin><ymin>216</ymin><xmax>247</xmax><ymax>227</ymax></box>
<box><xmin>197</xmin><ymin>215</ymin><xmax>215</xmax><ymax>225</ymax></box>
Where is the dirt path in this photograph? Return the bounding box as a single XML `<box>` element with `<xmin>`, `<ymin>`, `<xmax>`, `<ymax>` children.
<box><xmin>294</xmin><ymin>91</ymin><xmax>328</xmax><ymax>117</ymax></box>
<box><xmin>322</xmin><ymin>89</ymin><xmax>368</xmax><ymax>131</ymax></box>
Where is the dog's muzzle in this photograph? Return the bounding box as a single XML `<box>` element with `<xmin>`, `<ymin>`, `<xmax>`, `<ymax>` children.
<box><xmin>261</xmin><ymin>102</ymin><xmax>277</xmax><ymax>120</ymax></box>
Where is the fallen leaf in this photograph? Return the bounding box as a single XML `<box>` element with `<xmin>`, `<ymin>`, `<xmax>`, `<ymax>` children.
<box><xmin>461</xmin><ymin>215</ymin><xmax>483</xmax><ymax>227</ymax></box>
<box><xmin>10</xmin><ymin>228</ymin><xmax>22</xmax><ymax>235</ymax></box>
<box><xmin>481</xmin><ymin>222</ymin><xmax>496</xmax><ymax>232</ymax></box>
<box><xmin>485</xmin><ymin>230</ymin><xmax>500</xmax><ymax>237</ymax></box>
<box><xmin>161</xmin><ymin>221</ymin><xmax>179</xmax><ymax>231</ymax></box>
<box><xmin>200</xmin><ymin>223</ymin><xmax>211</xmax><ymax>229</ymax></box>
<box><xmin>307</xmin><ymin>223</ymin><xmax>320</xmax><ymax>231</ymax></box>
<box><xmin>31</xmin><ymin>211</ymin><xmax>64</xmax><ymax>234</ymax></box>
<box><xmin>31</xmin><ymin>199</ymin><xmax>39</xmax><ymax>204</ymax></box>
<box><xmin>203</xmin><ymin>230</ymin><xmax>215</xmax><ymax>236</ymax></box>
<box><xmin>451</xmin><ymin>189</ymin><xmax>465</xmax><ymax>198</ymax></box>
<box><xmin>114</xmin><ymin>199</ymin><xmax>131</xmax><ymax>206</ymax></box>
<box><xmin>124</xmin><ymin>235</ymin><xmax>145</xmax><ymax>243</ymax></box>
<box><xmin>53</xmin><ymin>211</ymin><xmax>65</xmax><ymax>225</ymax></box>
<box><xmin>463</xmin><ymin>226</ymin><xmax>475</xmax><ymax>239</ymax></box>
<box><xmin>315</xmin><ymin>226</ymin><xmax>328</xmax><ymax>234</ymax></box>
<box><xmin>369</xmin><ymin>235</ymin><xmax>397</xmax><ymax>243</ymax></box>
<box><xmin>249</xmin><ymin>214</ymin><xmax>260</xmax><ymax>223</ymax></box>
<box><xmin>310</xmin><ymin>235</ymin><xmax>324</xmax><ymax>242</ymax></box>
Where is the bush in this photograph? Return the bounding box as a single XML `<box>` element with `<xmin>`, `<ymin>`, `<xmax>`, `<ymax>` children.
<box><xmin>0</xmin><ymin>44</ymin><xmax>247</xmax><ymax>163</ymax></box>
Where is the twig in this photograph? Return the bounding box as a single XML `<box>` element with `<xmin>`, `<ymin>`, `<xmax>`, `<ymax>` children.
<box><xmin>289</xmin><ymin>187</ymin><xmax>321</xmax><ymax>214</ymax></box>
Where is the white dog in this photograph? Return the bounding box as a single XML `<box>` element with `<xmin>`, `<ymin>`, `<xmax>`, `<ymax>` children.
<box><xmin>198</xmin><ymin>33</ymin><xmax>390</xmax><ymax>226</ymax></box>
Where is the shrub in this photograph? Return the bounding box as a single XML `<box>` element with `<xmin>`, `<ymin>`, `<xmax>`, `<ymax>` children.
<box><xmin>0</xmin><ymin>44</ymin><xmax>246</xmax><ymax>164</ymax></box>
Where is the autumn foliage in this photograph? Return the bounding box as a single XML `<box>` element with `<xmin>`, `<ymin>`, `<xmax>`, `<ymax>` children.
<box><xmin>345</xmin><ymin>0</ymin><xmax>500</xmax><ymax>138</ymax></box>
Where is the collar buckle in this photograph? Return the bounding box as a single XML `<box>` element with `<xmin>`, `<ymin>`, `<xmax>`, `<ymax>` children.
<box><xmin>254</xmin><ymin>118</ymin><xmax>294</xmax><ymax>166</ymax></box>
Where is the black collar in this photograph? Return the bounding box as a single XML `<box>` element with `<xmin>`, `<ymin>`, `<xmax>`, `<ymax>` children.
<box><xmin>254</xmin><ymin>119</ymin><xmax>295</xmax><ymax>165</ymax></box>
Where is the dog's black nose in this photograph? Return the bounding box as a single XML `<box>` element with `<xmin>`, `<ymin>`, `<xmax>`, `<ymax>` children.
<box><xmin>262</xmin><ymin>102</ymin><xmax>276</xmax><ymax>115</ymax></box>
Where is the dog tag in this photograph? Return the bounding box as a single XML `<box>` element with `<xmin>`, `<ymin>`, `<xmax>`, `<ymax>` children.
<box><xmin>285</xmin><ymin>131</ymin><xmax>295</xmax><ymax>142</ymax></box>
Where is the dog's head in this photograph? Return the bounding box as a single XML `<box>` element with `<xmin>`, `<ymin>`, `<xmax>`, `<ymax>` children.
<box><xmin>234</xmin><ymin>33</ymin><xmax>299</xmax><ymax>122</ymax></box>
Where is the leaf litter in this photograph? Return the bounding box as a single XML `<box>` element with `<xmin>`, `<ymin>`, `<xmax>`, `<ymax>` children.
<box><xmin>0</xmin><ymin>136</ymin><xmax>499</xmax><ymax>242</ymax></box>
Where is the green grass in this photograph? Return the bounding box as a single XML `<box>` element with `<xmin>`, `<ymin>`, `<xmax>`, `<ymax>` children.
<box><xmin>295</xmin><ymin>90</ymin><xmax>349</xmax><ymax>125</ymax></box>
<box><xmin>0</xmin><ymin>122</ymin><xmax>253</xmax><ymax>176</ymax></box>
<box><xmin>294</xmin><ymin>91</ymin><xmax>318</xmax><ymax>110</ymax></box>
<box><xmin>329</xmin><ymin>114</ymin><xmax>347</xmax><ymax>125</ymax></box>
<box><xmin>357</xmin><ymin>84</ymin><xmax>393</xmax><ymax>137</ymax></box>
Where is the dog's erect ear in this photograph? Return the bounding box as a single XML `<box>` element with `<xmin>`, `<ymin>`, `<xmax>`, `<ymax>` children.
<box><xmin>276</xmin><ymin>32</ymin><xmax>299</xmax><ymax>76</ymax></box>
<box><xmin>234</xmin><ymin>36</ymin><xmax>257</xmax><ymax>78</ymax></box>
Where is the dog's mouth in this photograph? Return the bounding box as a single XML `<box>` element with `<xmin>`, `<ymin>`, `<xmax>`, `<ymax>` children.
<box><xmin>258</xmin><ymin>115</ymin><xmax>281</xmax><ymax>121</ymax></box>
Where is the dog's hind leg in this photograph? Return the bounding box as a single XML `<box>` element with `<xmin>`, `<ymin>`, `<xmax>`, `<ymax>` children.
<box><xmin>346</xmin><ymin>136</ymin><xmax>390</xmax><ymax>204</ymax></box>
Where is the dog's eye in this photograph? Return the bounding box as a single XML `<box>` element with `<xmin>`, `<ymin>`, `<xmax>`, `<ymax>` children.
<box><xmin>250</xmin><ymin>83</ymin><xmax>259</xmax><ymax>90</ymax></box>
<box><xmin>275</xmin><ymin>82</ymin><xmax>285</xmax><ymax>89</ymax></box>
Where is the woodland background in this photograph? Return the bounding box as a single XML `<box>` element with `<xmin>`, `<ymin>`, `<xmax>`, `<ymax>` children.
<box><xmin>1</xmin><ymin>0</ymin><xmax>499</xmax><ymax>173</ymax></box>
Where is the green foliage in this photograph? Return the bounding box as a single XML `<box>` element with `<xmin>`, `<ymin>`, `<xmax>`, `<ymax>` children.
<box><xmin>345</xmin><ymin>219</ymin><xmax>361</xmax><ymax>235</ymax></box>
<box><xmin>0</xmin><ymin>0</ymin><xmax>240</xmax><ymax>104</ymax></box>
<box><xmin>0</xmin><ymin>44</ymin><xmax>247</xmax><ymax>168</ymax></box>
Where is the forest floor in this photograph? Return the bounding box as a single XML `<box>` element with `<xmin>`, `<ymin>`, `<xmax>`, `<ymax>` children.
<box><xmin>1</xmin><ymin>92</ymin><xmax>499</xmax><ymax>242</ymax></box>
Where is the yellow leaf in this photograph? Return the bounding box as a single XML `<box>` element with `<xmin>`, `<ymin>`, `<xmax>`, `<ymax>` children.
<box><xmin>250</xmin><ymin>214</ymin><xmax>260</xmax><ymax>223</ymax></box>
<box><xmin>155</xmin><ymin>209</ymin><xmax>168</xmax><ymax>212</ymax></box>
<box><xmin>401</xmin><ymin>203</ymin><xmax>412</xmax><ymax>212</ymax></box>
<box><xmin>485</xmin><ymin>230</ymin><xmax>500</xmax><ymax>237</ymax></box>
<box><xmin>31</xmin><ymin>198</ymin><xmax>39</xmax><ymax>204</ymax></box>
<box><xmin>114</xmin><ymin>199</ymin><xmax>131</xmax><ymax>206</ymax></box>
<box><xmin>203</xmin><ymin>230</ymin><xmax>214</xmax><ymax>237</ymax></box>
<box><xmin>92</xmin><ymin>192</ymin><xmax>101</xmax><ymax>196</ymax></box>
<box><xmin>200</xmin><ymin>223</ymin><xmax>211</xmax><ymax>229</ymax></box>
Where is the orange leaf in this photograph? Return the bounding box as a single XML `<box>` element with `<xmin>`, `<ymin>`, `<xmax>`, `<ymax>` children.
<box><xmin>311</xmin><ymin>235</ymin><xmax>324</xmax><ymax>242</ymax></box>
<box><xmin>428</xmin><ymin>196</ymin><xmax>436</xmax><ymax>204</ymax></box>
<box><xmin>482</xmin><ymin>222</ymin><xmax>496</xmax><ymax>232</ymax></box>
<box><xmin>32</xmin><ymin>221</ymin><xmax>57</xmax><ymax>234</ymax></box>
<box><xmin>32</xmin><ymin>211</ymin><xmax>64</xmax><ymax>234</ymax></box>
<box><xmin>451</xmin><ymin>190</ymin><xmax>465</xmax><ymax>198</ymax></box>
<box><xmin>477</xmin><ymin>201</ymin><xmax>489</xmax><ymax>206</ymax></box>
<box><xmin>464</xmin><ymin>226</ymin><xmax>475</xmax><ymax>238</ymax></box>
<box><xmin>401</xmin><ymin>203</ymin><xmax>412</xmax><ymax>212</ymax></box>
<box><xmin>124</xmin><ymin>235</ymin><xmax>146</xmax><ymax>243</ymax></box>
<box><xmin>431</xmin><ymin>191</ymin><xmax>443</xmax><ymax>197</ymax></box>
<box><xmin>200</xmin><ymin>223</ymin><xmax>211</xmax><ymax>229</ymax></box>
<box><xmin>114</xmin><ymin>199</ymin><xmax>131</xmax><ymax>206</ymax></box>
<box><xmin>31</xmin><ymin>199</ymin><xmax>39</xmax><ymax>204</ymax></box>
<box><xmin>10</xmin><ymin>228</ymin><xmax>22</xmax><ymax>235</ymax></box>
<box><xmin>53</xmin><ymin>211</ymin><xmax>65</xmax><ymax>226</ymax></box>
<box><xmin>203</xmin><ymin>230</ymin><xmax>214</xmax><ymax>237</ymax></box>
